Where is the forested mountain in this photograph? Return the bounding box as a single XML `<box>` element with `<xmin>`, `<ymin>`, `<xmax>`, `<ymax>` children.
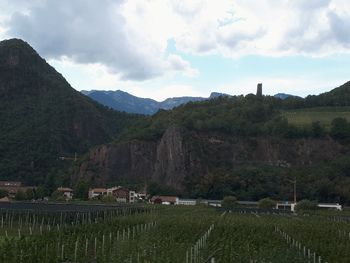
<box><xmin>76</xmin><ymin>90</ymin><xmax>350</xmax><ymax>204</ymax></box>
<box><xmin>0</xmin><ymin>39</ymin><xmax>138</xmax><ymax>186</ymax></box>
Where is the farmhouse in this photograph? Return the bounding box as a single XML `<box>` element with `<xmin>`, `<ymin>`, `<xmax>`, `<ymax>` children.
<box><xmin>108</xmin><ymin>187</ymin><xmax>135</xmax><ymax>203</ymax></box>
<box><xmin>88</xmin><ymin>188</ymin><xmax>107</xmax><ymax>199</ymax></box>
<box><xmin>56</xmin><ymin>187</ymin><xmax>73</xmax><ymax>200</ymax></box>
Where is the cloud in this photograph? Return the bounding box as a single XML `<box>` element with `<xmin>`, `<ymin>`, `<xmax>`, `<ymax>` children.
<box><xmin>328</xmin><ymin>11</ymin><xmax>350</xmax><ymax>47</ymax></box>
<box><xmin>166</xmin><ymin>54</ymin><xmax>199</xmax><ymax>77</ymax></box>
<box><xmin>127</xmin><ymin>84</ymin><xmax>205</xmax><ymax>101</ymax></box>
<box><xmin>4</xmin><ymin>0</ymin><xmax>198</xmax><ymax>81</ymax></box>
<box><xmin>1</xmin><ymin>0</ymin><xmax>350</xmax><ymax>86</ymax></box>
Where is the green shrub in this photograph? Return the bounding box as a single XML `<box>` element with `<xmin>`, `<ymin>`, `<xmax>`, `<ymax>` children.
<box><xmin>258</xmin><ymin>198</ymin><xmax>277</xmax><ymax>209</ymax></box>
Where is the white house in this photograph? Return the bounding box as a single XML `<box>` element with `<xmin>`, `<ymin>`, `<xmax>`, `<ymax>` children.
<box><xmin>178</xmin><ymin>199</ymin><xmax>197</xmax><ymax>206</ymax></box>
<box><xmin>88</xmin><ymin>188</ymin><xmax>107</xmax><ymax>199</ymax></box>
<box><xmin>57</xmin><ymin>187</ymin><xmax>73</xmax><ymax>200</ymax></box>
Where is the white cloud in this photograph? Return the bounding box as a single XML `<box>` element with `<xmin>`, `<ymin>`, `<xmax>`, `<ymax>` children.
<box><xmin>166</xmin><ymin>54</ymin><xmax>199</xmax><ymax>77</ymax></box>
<box><xmin>2</xmin><ymin>0</ymin><xmax>198</xmax><ymax>81</ymax></box>
<box><xmin>0</xmin><ymin>0</ymin><xmax>349</xmax><ymax>99</ymax></box>
<box><xmin>2</xmin><ymin>0</ymin><xmax>350</xmax><ymax>76</ymax></box>
<box><xmin>127</xmin><ymin>84</ymin><xmax>205</xmax><ymax>101</ymax></box>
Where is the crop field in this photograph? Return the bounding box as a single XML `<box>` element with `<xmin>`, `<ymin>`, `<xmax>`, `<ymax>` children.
<box><xmin>282</xmin><ymin>106</ymin><xmax>350</xmax><ymax>128</ymax></box>
<box><xmin>0</xmin><ymin>203</ymin><xmax>349</xmax><ymax>262</ymax></box>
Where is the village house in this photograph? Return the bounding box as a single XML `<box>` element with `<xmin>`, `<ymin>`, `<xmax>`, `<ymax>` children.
<box><xmin>151</xmin><ymin>196</ymin><xmax>179</xmax><ymax>205</ymax></box>
<box><xmin>107</xmin><ymin>186</ymin><xmax>135</xmax><ymax>203</ymax></box>
<box><xmin>88</xmin><ymin>188</ymin><xmax>107</xmax><ymax>199</ymax></box>
<box><xmin>56</xmin><ymin>187</ymin><xmax>73</xmax><ymax>200</ymax></box>
<box><xmin>0</xmin><ymin>181</ymin><xmax>36</xmax><ymax>198</ymax></box>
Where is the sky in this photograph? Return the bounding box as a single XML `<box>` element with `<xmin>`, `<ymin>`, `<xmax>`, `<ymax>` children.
<box><xmin>0</xmin><ymin>0</ymin><xmax>350</xmax><ymax>101</ymax></box>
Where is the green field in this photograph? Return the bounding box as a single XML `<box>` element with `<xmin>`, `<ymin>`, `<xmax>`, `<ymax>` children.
<box><xmin>282</xmin><ymin>106</ymin><xmax>350</xmax><ymax>128</ymax></box>
<box><xmin>0</xmin><ymin>205</ymin><xmax>349</xmax><ymax>262</ymax></box>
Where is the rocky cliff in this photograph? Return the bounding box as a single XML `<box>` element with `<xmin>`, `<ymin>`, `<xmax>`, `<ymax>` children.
<box><xmin>77</xmin><ymin>127</ymin><xmax>344</xmax><ymax>192</ymax></box>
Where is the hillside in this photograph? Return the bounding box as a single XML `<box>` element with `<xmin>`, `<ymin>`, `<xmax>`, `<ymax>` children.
<box><xmin>0</xmin><ymin>39</ymin><xmax>137</xmax><ymax>185</ymax></box>
<box><xmin>75</xmin><ymin>94</ymin><xmax>350</xmax><ymax>204</ymax></box>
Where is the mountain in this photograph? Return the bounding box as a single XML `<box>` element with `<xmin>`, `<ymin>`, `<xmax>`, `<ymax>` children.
<box><xmin>75</xmin><ymin>93</ymin><xmax>350</xmax><ymax>203</ymax></box>
<box><xmin>274</xmin><ymin>93</ymin><xmax>299</xmax><ymax>100</ymax></box>
<box><xmin>81</xmin><ymin>90</ymin><xmax>231</xmax><ymax>115</ymax></box>
<box><xmin>0</xmin><ymin>39</ymin><xmax>137</xmax><ymax>185</ymax></box>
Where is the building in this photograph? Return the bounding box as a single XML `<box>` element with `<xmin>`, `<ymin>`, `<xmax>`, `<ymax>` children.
<box><xmin>88</xmin><ymin>188</ymin><xmax>107</xmax><ymax>199</ymax></box>
<box><xmin>207</xmin><ymin>200</ymin><xmax>222</xmax><ymax>207</ymax></box>
<box><xmin>57</xmin><ymin>187</ymin><xmax>73</xmax><ymax>200</ymax></box>
<box><xmin>256</xmin><ymin>83</ymin><xmax>263</xmax><ymax>97</ymax></box>
<box><xmin>276</xmin><ymin>202</ymin><xmax>296</xmax><ymax>212</ymax></box>
<box><xmin>107</xmin><ymin>187</ymin><xmax>135</xmax><ymax>203</ymax></box>
<box><xmin>318</xmin><ymin>203</ymin><xmax>342</xmax><ymax>211</ymax></box>
<box><xmin>178</xmin><ymin>199</ymin><xmax>197</xmax><ymax>206</ymax></box>
<box><xmin>0</xmin><ymin>181</ymin><xmax>36</xmax><ymax>198</ymax></box>
<box><xmin>151</xmin><ymin>196</ymin><xmax>179</xmax><ymax>205</ymax></box>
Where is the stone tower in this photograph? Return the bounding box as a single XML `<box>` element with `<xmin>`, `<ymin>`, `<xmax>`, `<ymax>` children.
<box><xmin>256</xmin><ymin>83</ymin><xmax>262</xmax><ymax>97</ymax></box>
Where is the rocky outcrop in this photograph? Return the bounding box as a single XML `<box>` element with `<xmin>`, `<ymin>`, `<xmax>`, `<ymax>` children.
<box><xmin>77</xmin><ymin>127</ymin><xmax>345</xmax><ymax>192</ymax></box>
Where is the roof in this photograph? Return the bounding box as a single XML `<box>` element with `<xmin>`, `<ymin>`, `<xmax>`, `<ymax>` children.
<box><xmin>90</xmin><ymin>188</ymin><xmax>107</xmax><ymax>193</ymax></box>
<box><xmin>0</xmin><ymin>197</ymin><xmax>10</xmax><ymax>202</ymax></box>
<box><xmin>57</xmin><ymin>187</ymin><xmax>73</xmax><ymax>192</ymax></box>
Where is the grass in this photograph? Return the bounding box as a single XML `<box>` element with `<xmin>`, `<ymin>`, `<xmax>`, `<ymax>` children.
<box><xmin>282</xmin><ymin>106</ymin><xmax>350</xmax><ymax>128</ymax></box>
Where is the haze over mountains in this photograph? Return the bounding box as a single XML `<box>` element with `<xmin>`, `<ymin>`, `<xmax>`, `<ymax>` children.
<box><xmin>81</xmin><ymin>90</ymin><xmax>231</xmax><ymax>115</ymax></box>
<box><xmin>81</xmin><ymin>90</ymin><xmax>296</xmax><ymax>115</ymax></box>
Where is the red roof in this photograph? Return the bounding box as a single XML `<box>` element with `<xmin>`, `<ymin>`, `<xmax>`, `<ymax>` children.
<box><xmin>57</xmin><ymin>187</ymin><xmax>73</xmax><ymax>192</ymax></box>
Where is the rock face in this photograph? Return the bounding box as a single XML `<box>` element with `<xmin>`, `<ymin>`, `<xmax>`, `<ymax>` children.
<box><xmin>77</xmin><ymin>127</ymin><xmax>344</xmax><ymax>192</ymax></box>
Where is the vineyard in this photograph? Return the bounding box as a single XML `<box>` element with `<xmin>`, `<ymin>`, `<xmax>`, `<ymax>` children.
<box><xmin>0</xmin><ymin>203</ymin><xmax>349</xmax><ymax>262</ymax></box>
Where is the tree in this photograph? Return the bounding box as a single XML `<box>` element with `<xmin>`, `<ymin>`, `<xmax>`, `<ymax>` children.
<box><xmin>34</xmin><ymin>186</ymin><xmax>45</xmax><ymax>199</ymax></box>
<box><xmin>311</xmin><ymin>121</ymin><xmax>324</xmax><ymax>138</ymax></box>
<box><xmin>74</xmin><ymin>181</ymin><xmax>89</xmax><ymax>200</ymax></box>
<box><xmin>295</xmin><ymin>199</ymin><xmax>318</xmax><ymax>211</ymax></box>
<box><xmin>221</xmin><ymin>196</ymin><xmax>237</xmax><ymax>209</ymax></box>
<box><xmin>331</xmin><ymin>117</ymin><xmax>350</xmax><ymax>141</ymax></box>
<box><xmin>258</xmin><ymin>198</ymin><xmax>277</xmax><ymax>209</ymax></box>
<box><xmin>25</xmin><ymin>189</ymin><xmax>34</xmax><ymax>200</ymax></box>
<box><xmin>0</xmin><ymin>189</ymin><xmax>8</xmax><ymax>198</ymax></box>
<box><xmin>14</xmin><ymin>190</ymin><xmax>27</xmax><ymax>201</ymax></box>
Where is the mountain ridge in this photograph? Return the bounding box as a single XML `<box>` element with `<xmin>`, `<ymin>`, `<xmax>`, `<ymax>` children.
<box><xmin>0</xmin><ymin>38</ymin><xmax>137</xmax><ymax>185</ymax></box>
<box><xmin>81</xmin><ymin>89</ymin><xmax>209</xmax><ymax>114</ymax></box>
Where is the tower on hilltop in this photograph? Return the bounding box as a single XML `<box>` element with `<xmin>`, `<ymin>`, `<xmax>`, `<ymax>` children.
<box><xmin>256</xmin><ymin>83</ymin><xmax>262</xmax><ymax>97</ymax></box>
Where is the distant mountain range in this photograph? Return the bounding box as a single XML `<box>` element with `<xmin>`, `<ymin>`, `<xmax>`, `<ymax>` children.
<box><xmin>82</xmin><ymin>90</ymin><xmax>297</xmax><ymax>115</ymax></box>
<box><xmin>274</xmin><ymin>93</ymin><xmax>300</xmax><ymax>100</ymax></box>
<box><xmin>81</xmin><ymin>90</ymin><xmax>230</xmax><ymax>115</ymax></box>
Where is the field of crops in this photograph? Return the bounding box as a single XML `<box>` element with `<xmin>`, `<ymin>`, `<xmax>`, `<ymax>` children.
<box><xmin>0</xmin><ymin>203</ymin><xmax>349</xmax><ymax>262</ymax></box>
<box><xmin>282</xmin><ymin>106</ymin><xmax>350</xmax><ymax>128</ymax></box>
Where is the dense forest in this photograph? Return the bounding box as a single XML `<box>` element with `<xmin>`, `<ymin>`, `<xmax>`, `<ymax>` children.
<box><xmin>0</xmin><ymin>39</ymin><xmax>139</xmax><ymax>187</ymax></box>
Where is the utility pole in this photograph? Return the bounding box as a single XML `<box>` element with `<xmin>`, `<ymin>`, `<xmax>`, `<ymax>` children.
<box><xmin>287</xmin><ymin>177</ymin><xmax>297</xmax><ymax>204</ymax></box>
